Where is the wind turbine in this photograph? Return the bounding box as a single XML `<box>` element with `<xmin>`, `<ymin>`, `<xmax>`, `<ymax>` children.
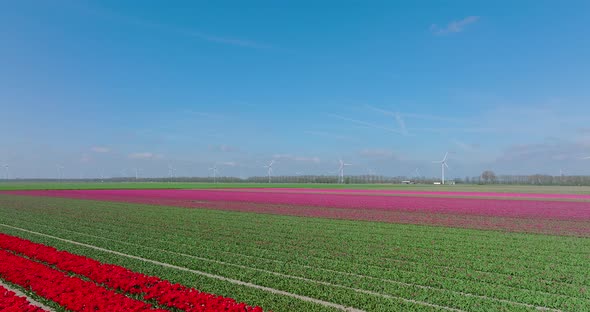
<box><xmin>134</xmin><ymin>168</ymin><xmax>141</xmax><ymax>180</ymax></box>
<box><xmin>338</xmin><ymin>159</ymin><xmax>351</xmax><ymax>184</ymax></box>
<box><xmin>414</xmin><ymin>168</ymin><xmax>421</xmax><ymax>178</ymax></box>
<box><xmin>209</xmin><ymin>164</ymin><xmax>219</xmax><ymax>183</ymax></box>
<box><xmin>168</xmin><ymin>164</ymin><xmax>177</xmax><ymax>179</ymax></box>
<box><xmin>263</xmin><ymin>160</ymin><xmax>274</xmax><ymax>183</ymax></box>
<box><xmin>364</xmin><ymin>168</ymin><xmax>376</xmax><ymax>183</ymax></box>
<box><xmin>559</xmin><ymin>168</ymin><xmax>565</xmax><ymax>183</ymax></box>
<box><xmin>432</xmin><ymin>152</ymin><xmax>449</xmax><ymax>184</ymax></box>
<box><xmin>57</xmin><ymin>165</ymin><xmax>64</xmax><ymax>180</ymax></box>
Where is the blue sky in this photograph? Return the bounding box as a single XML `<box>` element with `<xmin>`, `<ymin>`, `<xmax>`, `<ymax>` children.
<box><xmin>2</xmin><ymin>0</ymin><xmax>590</xmax><ymax>179</ymax></box>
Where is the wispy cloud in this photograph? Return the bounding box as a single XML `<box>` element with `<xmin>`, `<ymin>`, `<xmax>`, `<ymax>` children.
<box><xmin>329</xmin><ymin>114</ymin><xmax>402</xmax><ymax>134</ymax></box>
<box><xmin>367</xmin><ymin>105</ymin><xmax>470</xmax><ymax>135</ymax></box>
<box><xmin>304</xmin><ymin>131</ymin><xmax>352</xmax><ymax>141</ymax></box>
<box><xmin>394</xmin><ymin>113</ymin><xmax>408</xmax><ymax>136</ymax></box>
<box><xmin>128</xmin><ymin>152</ymin><xmax>162</xmax><ymax>160</ymax></box>
<box><xmin>359</xmin><ymin>149</ymin><xmax>397</xmax><ymax>160</ymax></box>
<box><xmin>183</xmin><ymin>31</ymin><xmax>271</xmax><ymax>49</ymax></box>
<box><xmin>183</xmin><ymin>110</ymin><xmax>224</xmax><ymax>119</ymax></box>
<box><xmin>366</xmin><ymin>105</ymin><xmax>409</xmax><ymax>135</ymax></box>
<box><xmin>367</xmin><ymin>105</ymin><xmax>395</xmax><ymax>116</ymax></box>
<box><xmin>209</xmin><ymin>144</ymin><xmax>239</xmax><ymax>153</ymax></box>
<box><xmin>431</xmin><ymin>16</ymin><xmax>480</xmax><ymax>35</ymax></box>
<box><xmin>273</xmin><ymin>154</ymin><xmax>321</xmax><ymax>163</ymax></box>
<box><xmin>80</xmin><ymin>154</ymin><xmax>93</xmax><ymax>163</ymax></box>
<box><xmin>409</xmin><ymin>127</ymin><xmax>498</xmax><ymax>134</ymax></box>
<box><xmin>219</xmin><ymin>161</ymin><xmax>238</xmax><ymax>167</ymax></box>
<box><xmin>452</xmin><ymin>139</ymin><xmax>480</xmax><ymax>152</ymax></box>
<box><xmin>91</xmin><ymin>146</ymin><xmax>110</xmax><ymax>153</ymax></box>
<box><xmin>86</xmin><ymin>5</ymin><xmax>272</xmax><ymax>49</ymax></box>
<box><xmin>495</xmin><ymin>138</ymin><xmax>590</xmax><ymax>164</ymax></box>
<box><xmin>401</xmin><ymin>113</ymin><xmax>465</xmax><ymax>123</ymax></box>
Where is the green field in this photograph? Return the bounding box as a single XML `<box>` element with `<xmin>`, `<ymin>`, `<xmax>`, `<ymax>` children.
<box><xmin>1</xmin><ymin>181</ymin><xmax>590</xmax><ymax>194</ymax></box>
<box><xmin>1</xmin><ymin>194</ymin><xmax>589</xmax><ymax>311</ymax></box>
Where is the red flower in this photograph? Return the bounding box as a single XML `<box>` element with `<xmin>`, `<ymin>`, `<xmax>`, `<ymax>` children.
<box><xmin>0</xmin><ymin>233</ymin><xmax>265</xmax><ymax>312</ymax></box>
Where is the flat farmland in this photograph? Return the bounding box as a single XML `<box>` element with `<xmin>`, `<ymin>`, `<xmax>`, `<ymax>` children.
<box><xmin>0</xmin><ymin>187</ymin><xmax>589</xmax><ymax>311</ymax></box>
<box><xmin>2</xmin><ymin>181</ymin><xmax>590</xmax><ymax>194</ymax></box>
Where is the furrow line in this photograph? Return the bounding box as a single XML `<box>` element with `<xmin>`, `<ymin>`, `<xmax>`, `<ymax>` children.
<box><xmin>0</xmin><ymin>223</ymin><xmax>360</xmax><ymax>312</ymax></box>
<box><xmin>15</xmin><ymin>216</ymin><xmax>589</xmax><ymax>298</ymax></box>
<box><xmin>1</xmin><ymin>222</ymin><xmax>565</xmax><ymax>311</ymax></box>
<box><xmin>15</xmin><ymin>210</ymin><xmax>583</xmax><ymax>283</ymax></box>
<box><xmin>0</xmin><ymin>279</ymin><xmax>56</xmax><ymax>312</ymax></box>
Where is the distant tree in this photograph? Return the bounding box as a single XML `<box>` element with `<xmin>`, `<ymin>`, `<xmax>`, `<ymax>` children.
<box><xmin>481</xmin><ymin>170</ymin><xmax>497</xmax><ymax>184</ymax></box>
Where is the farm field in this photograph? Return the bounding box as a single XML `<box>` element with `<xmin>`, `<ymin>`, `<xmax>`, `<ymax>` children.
<box><xmin>1</xmin><ymin>187</ymin><xmax>589</xmax><ymax>311</ymax></box>
<box><xmin>5</xmin><ymin>188</ymin><xmax>590</xmax><ymax>236</ymax></box>
<box><xmin>2</xmin><ymin>181</ymin><xmax>590</xmax><ymax>194</ymax></box>
<box><xmin>6</xmin><ymin>1</ymin><xmax>590</xmax><ymax>311</ymax></box>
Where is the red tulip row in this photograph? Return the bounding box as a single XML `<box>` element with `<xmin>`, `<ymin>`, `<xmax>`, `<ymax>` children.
<box><xmin>0</xmin><ymin>248</ymin><xmax>166</xmax><ymax>312</ymax></box>
<box><xmin>0</xmin><ymin>284</ymin><xmax>48</xmax><ymax>312</ymax></box>
<box><xmin>0</xmin><ymin>233</ymin><xmax>264</xmax><ymax>312</ymax></box>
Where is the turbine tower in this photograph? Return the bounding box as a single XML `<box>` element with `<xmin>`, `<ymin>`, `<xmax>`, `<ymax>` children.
<box><xmin>168</xmin><ymin>164</ymin><xmax>177</xmax><ymax>179</ymax></box>
<box><xmin>338</xmin><ymin>159</ymin><xmax>351</xmax><ymax>184</ymax></box>
<box><xmin>559</xmin><ymin>168</ymin><xmax>565</xmax><ymax>183</ymax></box>
<box><xmin>433</xmin><ymin>152</ymin><xmax>449</xmax><ymax>184</ymax></box>
<box><xmin>264</xmin><ymin>160</ymin><xmax>274</xmax><ymax>183</ymax></box>
<box><xmin>134</xmin><ymin>168</ymin><xmax>141</xmax><ymax>180</ymax></box>
<box><xmin>209</xmin><ymin>164</ymin><xmax>218</xmax><ymax>183</ymax></box>
<box><xmin>57</xmin><ymin>165</ymin><xmax>64</xmax><ymax>180</ymax></box>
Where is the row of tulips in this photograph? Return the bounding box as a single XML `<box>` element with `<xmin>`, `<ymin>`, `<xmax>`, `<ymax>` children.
<box><xmin>0</xmin><ymin>233</ymin><xmax>264</xmax><ymax>312</ymax></box>
<box><xmin>0</xmin><ymin>284</ymin><xmax>47</xmax><ymax>312</ymax></box>
<box><xmin>0</xmin><ymin>248</ymin><xmax>166</xmax><ymax>311</ymax></box>
<box><xmin>11</xmin><ymin>189</ymin><xmax>590</xmax><ymax>220</ymax></box>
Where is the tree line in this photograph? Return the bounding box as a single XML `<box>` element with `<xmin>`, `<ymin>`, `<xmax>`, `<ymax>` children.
<box><xmin>5</xmin><ymin>172</ymin><xmax>590</xmax><ymax>186</ymax></box>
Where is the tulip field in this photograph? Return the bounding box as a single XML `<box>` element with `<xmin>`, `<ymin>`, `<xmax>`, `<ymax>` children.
<box><xmin>0</xmin><ymin>284</ymin><xmax>46</xmax><ymax>312</ymax></box>
<box><xmin>0</xmin><ymin>186</ymin><xmax>589</xmax><ymax>311</ymax></box>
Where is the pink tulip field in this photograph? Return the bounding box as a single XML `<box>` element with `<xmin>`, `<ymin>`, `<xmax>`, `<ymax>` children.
<box><xmin>1</xmin><ymin>186</ymin><xmax>589</xmax><ymax>311</ymax></box>
<box><xmin>6</xmin><ymin>188</ymin><xmax>590</xmax><ymax>236</ymax></box>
